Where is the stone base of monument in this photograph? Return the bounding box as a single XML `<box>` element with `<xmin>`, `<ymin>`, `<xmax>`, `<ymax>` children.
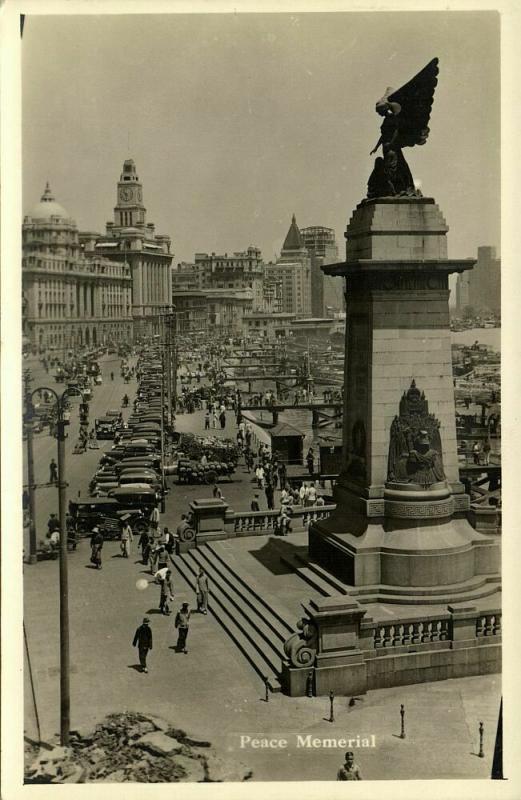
<box><xmin>309</xmin><ymin>521</ymin><xmax>500</xmax><ymax>605</ymax></box>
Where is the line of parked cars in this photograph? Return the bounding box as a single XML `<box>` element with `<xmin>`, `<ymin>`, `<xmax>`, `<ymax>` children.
<box><xmin>68</xmin><ymin>350</ymin><xmax>167</xmax><ymax>539</ymax></box>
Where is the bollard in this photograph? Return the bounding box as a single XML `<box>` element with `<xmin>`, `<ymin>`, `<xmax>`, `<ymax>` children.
<box><xmin>329</xmin><ymin>690</ymin><xmax>335</xmax><ymax>723</ymax></box>
<box><xmin>478</xmin><ymin>721</ymin><xmax>484</xmax><ymax>758</ymax></box>
<box><xmin>400</xmin><ymin>704</ymin><xmax>406</xmax><ymax>739</ymax></box>
<box><xmin>306</xmin><ymin>671</ymin><xmax>314</xmax><ymax>698</ymax></box>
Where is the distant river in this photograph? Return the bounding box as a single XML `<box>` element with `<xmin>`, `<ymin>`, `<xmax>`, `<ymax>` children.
<box><xmin>451</xmin><ymin>327</ymin><xmax>501</xmax><ymax>351</ymax></box>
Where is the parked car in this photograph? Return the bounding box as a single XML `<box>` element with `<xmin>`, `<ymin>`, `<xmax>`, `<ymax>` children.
<box><xmin>68</xmin><ymin>498</ymin><xmax>148</xmax><ymax>537</ymax></box>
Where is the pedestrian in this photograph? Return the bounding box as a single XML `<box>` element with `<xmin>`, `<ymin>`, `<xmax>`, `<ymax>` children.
<box><xmin>306</xmin><ymin>447</ymin><xmax>315</xmax><ymax>476</ymax></box>
<box><xmin>49</xmin><ymin>458</ymin><xmax>58</xmax><ymax>484</ymax></box>
<box><xmin>47</xmin><ymin>512</ymin><xmax>60</xmax><ymax>534</ymax></box>
<box><xmin>110</xmin><ymin>371</ymin><xmax>114</xmax><ymax>381</ymax></box>
<box><xmin>149</xmin><ymin>504</ymin><xmax>160</xmax><ymax>534</ymax></box>
<box><xmin>337</xmin><ymin>751</ymin><xmax>362</xmax><ymax>781</ymax></box>
<box><xmin>151</xmin><ymin>543</ymin><xmax>169</xmax><ymax>574</ymax></box>
<box><xmin>255</xmin><ymin>464</ymin><xmax>265</xmax><ymax>489</ymax></box>
<box><xmin>196</xmin><ymin>568</ymin><xmax>209</xmax><ymax>614</ymax></box>
<box><xmin>213</xmin><ymin>484</ymin><xmax>223</xmax><ymax>499</ymax></box>
<box><xmin>163</xmin><ymin>526</ymin><xmax>175</xmax><ymax>554</ymax></box>
<box><xmin>204</xmin><ymin>410</ymin><xmax>210</xmax><ymax>430</ymax></box>
<box><xmin>158</xmin><ymin>569</ymin><xmax>174</xmax><ymax>615</ymax></box>
<box><xmin>307</xmin><ymin>483</ymin><xmax>317</xmax><ymax>506</ymax></box>
<box><xmin>90</xmin><ymin>527</ymin><xmax>104</xmax><ymax>569</ymax></box>
<box><xmin>299</xmin><ymin>482</ymin><xmax>308</xmax><ymax>506</ymax></box>
<box><xmin>175</xmin><ymin>602</ymin><xmax>191</xmax><ymax>654</ymax></box>
<box><xmin>278</xmin><ymin>462</ymin><xmax>287</xmax><ymax>487</ymax></box>
<box><xmin>265</xmin><ymin>482</ymin><xmax>275</xmax><ymax>510</ymax></box>
<box><xmin>138</xmin><ymin>529</ymin><xmax>151</xmax><ymax>565</ymax></box>
<box><xmin>132</xmin><ymin>617</ymin><xmax>153</xmax><ymax>673</ymax></box>
<box><xmin>211</xmin><ymin>411</ymin><xmax>218</xmax><ymax>429</ymax></box>
<box><xmin>483</xmin><ymin>440</ymin><xmax>491</xmax><ymax>465</ymax></box>
<box><xmin>315</xmin><ymin>493</ymin><xmax>325</xmax><ymax>507</ymax></box>
<box><xmin>276</xmin><ymin>506</ymin><xmax>292</xmax><ymax>536</ymax></box>
<box><xmin>251</xmin><ymin>494</ymin><xmax>260</xmax><ymax>512</ymax></box>
<box><xmin>120</xmin><ymin>520</ymin><xmax>133</xmax><ymax>558</ymax></box>
<box><xmin>473</xmin><ymin>441</ymin><xmax>482</xmax><ymax>465</ymax></box>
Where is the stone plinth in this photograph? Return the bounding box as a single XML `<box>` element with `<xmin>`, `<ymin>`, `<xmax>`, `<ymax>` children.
<box><xmin>309</xmin><ymin>197</ymin><xmax>501</xmax><ymax>605</ymax></box>
<box><xmin>189</xmin><ymin>498</ymin><xmax>229</xmax><ymax>543</ymax></box>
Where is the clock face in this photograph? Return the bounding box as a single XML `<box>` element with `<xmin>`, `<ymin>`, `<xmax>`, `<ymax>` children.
<box><xmin>120</xmin><ymin>187</ymin><xmax>133</xmax><ymax>202</ymax></box>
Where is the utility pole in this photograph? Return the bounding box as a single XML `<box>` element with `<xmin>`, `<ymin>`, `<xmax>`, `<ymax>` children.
<box><xmin>56</xmin><ymin>400</ymin><xmax>70</xmax><ymax>745</ymax></box>
<box><xmin>23</xmin><ymin>371</ymin><xmax>37</xmax><ymax>564</ymax></box>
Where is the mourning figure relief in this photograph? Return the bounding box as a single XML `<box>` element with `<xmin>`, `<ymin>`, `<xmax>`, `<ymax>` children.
<box><xmin>387</xmin><ymin>380</ymin><xmax>446</xmax><ymax>486</ymax></box>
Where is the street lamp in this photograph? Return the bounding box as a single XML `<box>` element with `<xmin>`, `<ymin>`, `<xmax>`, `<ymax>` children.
<box><xmin>30</xmin><ymin>382</ymin><xmax>84</xmax><ymax>747</ymax></box>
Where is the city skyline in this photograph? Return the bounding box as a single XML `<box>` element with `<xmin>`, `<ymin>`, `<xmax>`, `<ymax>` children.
<box><xmin>22</xmin><ymin>12</ymin><xmax>500</xmax><ymax>265</ymax></box>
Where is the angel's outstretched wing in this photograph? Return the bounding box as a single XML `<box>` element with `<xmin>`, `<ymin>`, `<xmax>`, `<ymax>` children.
<box><xmin>388</xmin><ymin>58</ymin><xmax>439</xmax><ymax>149</ymax></box>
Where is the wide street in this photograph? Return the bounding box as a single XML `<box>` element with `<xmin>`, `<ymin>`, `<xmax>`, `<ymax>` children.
<box><xmin>22</xmin><ymin>352</ymin><xmax>501</xmax><ymax>781</ymax></box>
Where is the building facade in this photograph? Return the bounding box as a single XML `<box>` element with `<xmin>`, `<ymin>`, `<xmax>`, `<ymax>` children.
<box><xmin>264</xmin><ymin>215</ymin><xmax>312</xmax><ymax>317</ymax></box>
<box><xmin>300</xmin><ymin>225</ymin><xmax>340</xmax><ymax>316</ymax></box>
<box><xmin>22</xmin><ymin>183</ymin><xmax>133</xmax><ymax>351</ymax></box>
<box><xmin>194</xmin><ymin>247</ymin><xmax>264</xmax><ymax>311</ymax></box>
<box><xmin>455</xmin><ymin>245</ymin><xmax>501</xmax><ymax>315</ymax></box>
<box><xmin>80</xmin><ymin>159</ymin><xmax>173</xmax><ymax>336</ymax></box>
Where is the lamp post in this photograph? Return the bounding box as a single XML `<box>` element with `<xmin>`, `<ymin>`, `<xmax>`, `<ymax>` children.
<box><xmin>30</xmin><ymin>382</ymin><xmax>83</xmax><ymax>747</ymax></box>
<box><xmin>23</xmin><ymin>371</ymin><xmax>38</xmax><ymax>564</ymax></box>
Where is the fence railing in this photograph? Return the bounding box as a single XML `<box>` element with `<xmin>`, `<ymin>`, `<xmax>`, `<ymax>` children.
<box><xmin>225</xmin><ymin>504</ymin><xmax>336</xmax><ymax>536</ymax></box>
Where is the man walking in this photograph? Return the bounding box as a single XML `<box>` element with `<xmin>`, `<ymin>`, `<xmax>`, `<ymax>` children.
<box><xmin>306</xmin><ymin>447</ymin><xmax>315</xmax><ymax>476</ymax></box>
<box><xmin>49</xmin><ymin>458</ymin><xmax>58</xmax><ymax>484</ymax></box>
<box><xmin>90</xmin><ymin>527</ymin><xmax>104</xmax><ymax>569</ymax></box>
<box><xmin>196</xmin><ymin>568</ymin><xmax>209</xmax><ymax>614</ymax></box>
<box><xmin>149</xmin><ymin>505</ymin><xmax>160</xmax><ymax>534</ymax></box>
<box><xmin>138</xmin><ymin>529</ymin><xmax>152</xmax><ymax>566</ymax></box>
<box><xmin>132</xmin><ymin>617</ymin><xmax>153</xmax><ymax>673</ymax></box>
<box><xmin>175</xmin><ymin>602</ymin><xmax>191</xmax><ymax>654</ymax></box>
<box><xmin>265</xmin><ymin>482</ymin><xmax>275</xmax><ymax>510</ymax></box>
<box><xmin>120</xmin><ymin>520</ymin><xmax>133</xmax><ymax>558</ymax></box>
<box><xmin>158</xmin><ymin>569</ymin><xmax>174</xmax><ymax>615</ymax></box>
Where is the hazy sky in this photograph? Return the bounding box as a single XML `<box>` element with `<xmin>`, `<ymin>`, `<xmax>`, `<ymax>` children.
<box><xmin>22</xmin><ymin>11</ymin><xmax>500</xmax><ymax>265</ymax></box>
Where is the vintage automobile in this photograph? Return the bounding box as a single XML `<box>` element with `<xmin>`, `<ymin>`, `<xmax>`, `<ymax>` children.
<box><xmin>95</xmin><ymin>416</ymin><xmax>116</xmax><ymax>440</ymax></box>
<box><xmin>68</xmin><ymin>498</ymin><xmax>148</xmax><ymax>537</ymax></box>
<box><xmin>108</xmin><ymin>486</ymin><xmax>159</xmax><ymax>510</ymax></box>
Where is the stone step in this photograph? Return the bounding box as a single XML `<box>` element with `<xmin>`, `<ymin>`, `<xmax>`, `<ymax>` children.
<box><xmin>350</xmin><ymin>575</ymin><xmax>502</xmax><ymax>605</ymax></box>
<box><xmin>188</xmin><ymin>547</ymin><xmax>289</xmax><ymax>653</ymax></box>
<box><xmin>205</xmin><ymin>542</ymin><xmax>295</xmax><ymax>635</ymax></box>
<box><xmin>279</xmin><ymin>552</ymin><xmax>346</xmax><ymax>597</ymax></box>
<box><xmin>173</xmin><ymin>552</ymin><xmax>282</xmax><ymax>692</ymax></box>
<box><xmin>291</xmin><ymin>552</ymin><xmax>349</xmax><ymax>595</ymax></box>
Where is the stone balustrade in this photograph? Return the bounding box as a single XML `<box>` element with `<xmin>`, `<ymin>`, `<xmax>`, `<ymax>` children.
<box><xmin>227</xmin><ymin>505</ymin><xmax>336</xmax><ymax>537</ymax></box>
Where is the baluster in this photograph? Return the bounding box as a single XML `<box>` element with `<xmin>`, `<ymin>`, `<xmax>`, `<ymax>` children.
<box><xmin>431</xmin><ymin>620</ymin><xmax>440</xmax><ymax>642</ymax></box>
<box><xmin>383</xmin><ymin>625</ymin><xmax>393</xmax><ymax>647</ymax></box>
<box><xmin>411</xmin><ymin>621</ymin><xmax>422</xmax><ymax>644</ymax></box>
<box><xmin>402</xmin><ymin>623</ymin><xmax>412</xmax><ymax>645</ymax></box>
<box><xmin>439</xmin><ymin>620</ymin><xmax>448</xmax><ymax>641</ymax></box>
<box><xmin>476</xmin><ymin>616</ymin><xmax>486</xmax><ymax>637</ymax></box>
<box><xmin>374</xmin><ymin>626</ymin><xmax>385</xmax><ymax>648</ymax></box>
<box><xmin>420</xmin><ymin>621</ymin><xmax>431</xmax><ymax>643</ymax></box>
<box><xmin>394</xmin><ymin>624</ymin><xmax>404</xmax><ymax>646</ymax></box>
<box><xmin>493</xmin><ymin>615</ymin><xmax>501</xmax><ymax>635</ymax></box>
<box><xmin>484</xmin><ymin>615</ymin><xmax>494</xmax><ymax>636</ymax></box>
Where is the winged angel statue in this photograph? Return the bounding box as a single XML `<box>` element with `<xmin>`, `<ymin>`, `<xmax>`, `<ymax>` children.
<box><xmin>367</xmin><ymin>58</ymin><xmax>439</xmax><ymax>199</ymax></box>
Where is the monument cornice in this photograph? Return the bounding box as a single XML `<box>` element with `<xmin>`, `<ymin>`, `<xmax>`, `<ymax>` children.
<box><xmin>323</xmin><ymin>258</ymin><xmax>476</xmax><ymax>277</ymax></box>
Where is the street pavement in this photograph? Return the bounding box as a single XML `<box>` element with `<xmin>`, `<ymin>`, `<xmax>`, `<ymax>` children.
<box><xmin>24</xmin><ymin>532</ymin><xmax>501</xmax><ymax>781</ymax></box>
<box><xmin>22</xmin><ymin>354</ymin><xmax>502</xmax><ymax>782</ymax></box>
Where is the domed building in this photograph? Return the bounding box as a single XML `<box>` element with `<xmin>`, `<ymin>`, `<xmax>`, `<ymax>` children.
<box><xmin>22</xmin><ymin>183</ymin><xmax>133</xmax><ymax>352</ymax></box>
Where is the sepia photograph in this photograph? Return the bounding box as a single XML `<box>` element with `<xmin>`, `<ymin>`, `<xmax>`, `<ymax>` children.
<box><xmin>2</xmin><ymin>0</ymin><xmax>519</xmax><ymax>796</ymax></box>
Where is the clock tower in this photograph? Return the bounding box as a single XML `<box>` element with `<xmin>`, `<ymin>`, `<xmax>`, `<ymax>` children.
<box><xmin>114</xmin><ymin>159</ymin><xmax>146</xmax><ymax>229</ymax></box>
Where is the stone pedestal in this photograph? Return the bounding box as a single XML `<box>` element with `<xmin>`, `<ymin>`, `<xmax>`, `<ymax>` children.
<box><xmin>189</xmin><ymin>498</ymin><xmax>229</xmax><ymax>543</ymax></box>
<box><xmin>309</xmin><ymin>198</ymin><xmax>501</xmax><ymax>604</ymax></box>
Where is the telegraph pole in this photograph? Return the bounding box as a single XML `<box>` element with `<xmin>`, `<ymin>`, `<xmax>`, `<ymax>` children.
<box><xmin>23</xmin><ymin>371</ymin><xmax>38</xmax><ymax>564</ymax></box>
<box><xmin>57</xmin><ymin>401</ymin><xmax>70</xmax><ymax>745</ymax></box>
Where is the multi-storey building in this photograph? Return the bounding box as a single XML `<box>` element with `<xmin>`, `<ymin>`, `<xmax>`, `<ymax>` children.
<box><xmin>80</xmin><ymin>159</ymin><xmax>173</xmax><ymax>336</ymax></box>
<box><xmin>194</xmin><ymin>247</ymin><xmax>264</xmax><ymax>311</ymax></box>
<box><xmin>171</xmin><ymin>262</ymin><xmax>202</xmax><ymax>292</ymax></box>
<box><xmin>300</xmin><ymin>225</ymin><xmax>340</xmax><ymax>316</ymax></box>
<box><xmin>455</xmin><ymin>246</ymin><xmax>501</xmax><ymax>315</ymax></box>
<box><xmin>22</xmin><ymin>183</ymin><xmax>133</xmax><ymax>351</ymax></box>
<box><xmin>264</xmin><ymin>215</ymin><xmax>312</xmax><ymax>317</ymax></box>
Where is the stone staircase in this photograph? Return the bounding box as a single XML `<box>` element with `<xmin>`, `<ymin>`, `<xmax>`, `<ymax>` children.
<box><xmin>173</xmin><ymin>543</ymin><xmax>295</xmax><ymax>692</ymax></box>
<box><xmin>281</xmin><ymin>551</ymin><xmax>501</xmax><ymax>606</ymax></box>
